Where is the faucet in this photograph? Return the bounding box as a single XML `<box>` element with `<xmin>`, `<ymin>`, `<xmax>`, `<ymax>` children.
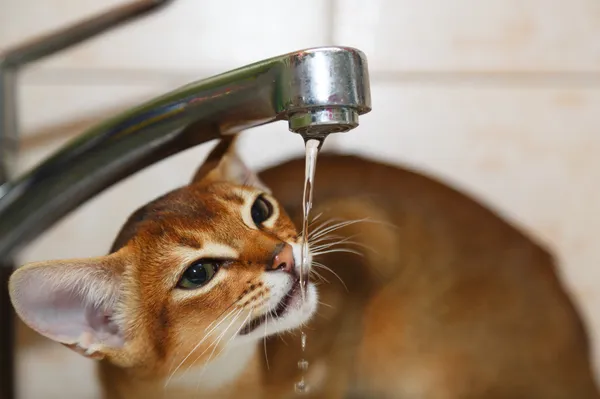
<box><xmin>0</xmin><ymin>5</ymin><xmax>371</xmax><ymax>397</ymax></box>
<box><xmin>0</xmin><ymin>46</ymin><xmax>371</xmax><ymax>259</ymax></box>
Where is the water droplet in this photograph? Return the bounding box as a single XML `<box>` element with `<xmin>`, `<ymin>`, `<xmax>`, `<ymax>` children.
<box><xmin>294</xmin><ymin>378</ymin><xmax>310</xmax><ymax>394</ymax></box>
<box><xmin>301</xmin><ymin>331</ymin><xmax>307</xmax><ymax>351</ymax></box>
<box><xmin>298</xmin><ymin>359</ymin><xmax>309</xmax><ymax>371</ymax></box>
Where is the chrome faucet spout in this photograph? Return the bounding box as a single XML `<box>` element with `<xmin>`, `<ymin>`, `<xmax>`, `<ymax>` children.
<box><xmin>0</xmin><ymin>46</ymin><xmax>371</xmax><ymax>259</ymax></box>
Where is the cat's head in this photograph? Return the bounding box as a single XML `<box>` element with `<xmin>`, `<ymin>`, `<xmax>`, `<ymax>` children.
<box><xmin>9</xmin><ymin>136</ymin><xmax>317</xmax><ymax>374</ymax></box>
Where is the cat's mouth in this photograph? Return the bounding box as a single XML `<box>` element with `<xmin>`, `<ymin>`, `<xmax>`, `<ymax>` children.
<box><xmin>239</xmin><ymin>278</ymin><xmax>300</xmax><ymax>336</ymax></box>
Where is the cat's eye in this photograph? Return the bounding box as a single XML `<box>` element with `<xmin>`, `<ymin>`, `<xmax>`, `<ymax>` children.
<box><xmin>177</xmin><ymin>260</ymin><xmax>219</xmax><ymax>289</ymax></box>
<box><xmin>251</xmin><ymin>195</ymin><xmax>273</xmax><ymax>226</ymax></box>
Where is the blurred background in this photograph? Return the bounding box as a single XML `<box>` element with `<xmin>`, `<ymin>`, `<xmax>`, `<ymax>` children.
<box><xmin>2</xmin><ymin>0</ymin><xmax>600</xmax><ymax>397</ymax></box>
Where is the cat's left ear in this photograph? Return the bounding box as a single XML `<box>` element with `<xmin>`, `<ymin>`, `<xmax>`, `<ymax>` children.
<box><xmin>9</xmin><ymin>251</ymin><xmax>128</xmax><ymax>361</ymax></box>
<box><xmin>192</xmin><ymin>135</ymin><xmax>270</xmax><ymax>192</ymax></box>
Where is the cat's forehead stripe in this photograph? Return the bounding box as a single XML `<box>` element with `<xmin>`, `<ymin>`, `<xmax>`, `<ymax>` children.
<box><xmin>218</xmin><ymin>192</ymin><xmax>245</xmax><ymax>205</ymax></box>
<box><xmin>177</xmin><ymin>234</ymin><xmax>202</xmax><ymax>249</ymax></box>
<box><xmin>174</xmin><ymin>242</ymin><xmax>239</xmax><ymax>260</ymax></box>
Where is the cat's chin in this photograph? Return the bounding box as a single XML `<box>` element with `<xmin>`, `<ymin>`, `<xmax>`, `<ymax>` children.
<box><xmin>235</xmin><ymin>282</ymin><xmax>318</xmax><ymax>343</ymax></box>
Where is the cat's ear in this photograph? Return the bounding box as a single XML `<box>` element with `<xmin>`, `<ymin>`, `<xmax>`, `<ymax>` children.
<box><xmin>9</xmin><ymin>251</ymin><xmax>127</xmax><ymax>360</ymax></box>
<box><xmin>192</xmin><ymin>135</ymin><xmax>270</xmax><ymax>192</ymax></box>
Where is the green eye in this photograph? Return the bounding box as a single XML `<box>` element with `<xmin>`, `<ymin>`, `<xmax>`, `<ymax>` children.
<box><xmin>177</xmin><ymin>260</ymin><xmax>219</xmax><ymax>289</ymax></box>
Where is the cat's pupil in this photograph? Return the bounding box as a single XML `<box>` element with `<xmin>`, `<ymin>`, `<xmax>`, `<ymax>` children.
<box><xmin>186</xmin><ymin>264</ymin><xmax>208</xmax><ymax>283</ymax></box>
<box><xmin>177</xmin><ymin>261</ymin><xmax>218</xmax><ymax>289</ymax></box>
<box><xmin>251</xmin><ymin>195</ymin><xmax>273</xmax><ymax>226</ymax></box>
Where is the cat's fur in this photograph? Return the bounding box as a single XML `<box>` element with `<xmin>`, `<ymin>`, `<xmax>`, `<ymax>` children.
<box><xmin>9</xmin><ymin>136</ymin><xmax>599</xmax><ymax>398</ymax></box>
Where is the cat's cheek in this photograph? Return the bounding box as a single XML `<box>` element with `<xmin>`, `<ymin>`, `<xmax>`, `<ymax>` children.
<box><xmin>261</xmin><ymin>272</ymin><xmax>293</xmax><ymax>310</ymax></box>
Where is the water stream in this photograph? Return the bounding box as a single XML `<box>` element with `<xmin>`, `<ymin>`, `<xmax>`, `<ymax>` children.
<box><xmin>295</xmin><ymin>138</ymin><xmax>322</xmax><ymax>394</ymax></box>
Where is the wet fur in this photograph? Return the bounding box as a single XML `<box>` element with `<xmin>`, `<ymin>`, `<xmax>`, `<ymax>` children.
<box><xmin>10</xmin><ymin>137</ymin><xmax>599</xmax><ymax>398</ymax></box>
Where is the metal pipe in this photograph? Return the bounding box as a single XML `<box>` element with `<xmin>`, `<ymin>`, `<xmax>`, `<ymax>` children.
<box><xmin>0</xmin><ymin>0</ymin><xmax>175</xmax><ymax>188</ymax></box>
<box><xmin>0</xmin><ymin>46</ymin><xmax>371</xmax><ymax>259</ymax></box>
<box><xmin>0</xmin><ymin>69</ymin><xmax>17</xmax><ymax>186</ymax></box>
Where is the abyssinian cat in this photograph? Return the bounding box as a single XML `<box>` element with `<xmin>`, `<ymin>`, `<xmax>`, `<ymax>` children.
<box><xmin>9</xmin><ymin>135</ymin><xmax>600</xmax><ymax>398</ymax></box>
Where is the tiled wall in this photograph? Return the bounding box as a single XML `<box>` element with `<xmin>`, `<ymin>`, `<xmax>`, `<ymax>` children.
<box><xmin>3</xmin><ymin>1</ymin><xmax>600</xmax><ymax>397</ymax></box>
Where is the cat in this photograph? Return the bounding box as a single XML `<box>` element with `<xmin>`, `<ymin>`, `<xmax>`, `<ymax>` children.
<box><xmin>9</xmin><ymin>135</ymin><xmax>600</xmax><ymax>398</ymax></box>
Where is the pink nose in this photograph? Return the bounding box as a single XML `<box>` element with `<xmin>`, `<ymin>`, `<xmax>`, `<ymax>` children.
<box><xmin>270</xmin><ymin>244</ymin><xmax>295</xmax><ymax>274</ymax></box>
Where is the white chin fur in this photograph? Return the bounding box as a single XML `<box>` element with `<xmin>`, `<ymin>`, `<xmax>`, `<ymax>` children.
<box><xmin>235</xmin><ymin>242</ymin><xmax>317</xmax><ymax>343</ymax></box>
<box><xmin>237</xmin><ymin>283</ymin><xmax>318</xmax><ymax>344</ymax></box>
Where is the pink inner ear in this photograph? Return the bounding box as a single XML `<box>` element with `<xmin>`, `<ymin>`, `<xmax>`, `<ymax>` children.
<box><xmin>13</xmin><ymin>267</ymin><xmax>124</xmax><ymax>349</ymax></box>
<box><xmin>223</xmin><ymin>153</ymin><xmax>270</xmax><ymax>191</ymax></box>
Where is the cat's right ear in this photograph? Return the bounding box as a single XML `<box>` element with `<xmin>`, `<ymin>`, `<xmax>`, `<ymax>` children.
<box><xmin>9</xmin><ymin>250</ymin><xmax>128</xmax><ymax>360</ymax></box>
<box><xmin>191</xmin><ymin>135</ymin><xmax>238</xmax><ymax>184</ymax></box>
<box><xmin>191</xmin><ymin>135</ymin><xmax>269</xmax><ymax>191</ymax></box>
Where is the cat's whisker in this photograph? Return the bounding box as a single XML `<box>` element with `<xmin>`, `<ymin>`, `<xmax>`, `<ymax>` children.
<box><xmin>204</xmin><ymin>300</ymin><xmax>242</xmax><ymax>332</ymax></box>
<box><xmin>311</xmin><ymin>273</ymin><xmax>328</xmax><ymax>285</ymax></box>
<box><xmin>309</xmin><ymin>218</ymin><xmax>372</xmax><ymax>241</ymax></box>
<box><xmin>311</xmin><ymin>240</ymin><xmax>378</xmax><ymax>258</ymax></box>
<box><xmin>312</xmin><ymin>248</ymin><xmax>365</xmax><ymax>257</ymax></box>
<box><xmin>317</xmin><ymin>300</ymin><xmax>334</xmax><ymax>309</ymax></box>
<box><xmin>310</xmin><ymin>233</ymin><xmax>367</xmax><ymax>248</ymax></box>
<box><xmin>310</xmin><ymin>216</ymin><xmax>339</xmax><ymax>229</ymax></box>
<box><xmin>192</xmin><ymin>309</ymin><xmax>246</xmax><ymax>389</ymax></box>
<box><xmin>311</xmin><ymin>212</ymin><xmax>324</xmax><ymax>223</ymax></box>
<box><xmin>300</xmin><ymin>212</ymin><xmax>326</xmax><ymax>238</ymax></box>
<box><xmin>317</xmin><ymin>239</ymin><xmax>388</xmax><ymax>280</ymax></box>
<box><xmin>305</xmin><ymin>218</ymin><xmax>345</xmax><ymax>239</ymax></box>
<box><xmin>310</xmin><ymin>268</ymin><xmax>330</xmax><ymax>284</ymax></box>
<box><xmin>308</xmin><ymin>221</ymin><xmax>363</xmax><ymax>242</ymax></box>
<box><xmin>212</xmin><ymin>308</ymin><xmax>254</xmax><ymax>362</ymax></box>
<box><xmin>311</xmin><ymin>241</ymin><xmax>365</xmax><ymax>251</ymax></box>
<box><xmin>311</xmin><ymin>216</ymin><xmax>356</xmax><ymax>232</ymax></box>
<box><xmin>310</xmin><ymin>230</ymin><xmax>349</xmax><ymax>241</ymax></box>
<box><xmin>202</xmin><ymin>306</ymin><xmax>243</xmax><ymax>335</ymax></box>
<box><xmin>278</xmin><ymin>334</ymin><xmax>288</xmax><ymax>345</ymax></box>
<box><xmin>315</xmin><ymin>309</ymin><xmax>332</xmax><ymax>321</ymax></box>
<box><xmin>306</xmin><ymin>212</ymin><xmax>325</xmax><ymax>229</ymax></box>
<box><xmin>308</xmin><ymin>233</ymin><xmax>346</xmax><ymax>246</ymax></box>
<box><xmin>164</xmin><ymin>307</ymin><xmax>242</xmax><ymax>387</ymax></box>
<box><xmin>309</xmin><ymin>217</ymin><xmax>398</xmax><ymax>242</ymax></box>
<box><xmin>165</xmin><ymin>340</ymin><xmax>186</xmax><ymax>378</ymax></box>
<box><xmin>263</xmin><ymin>309</ymin><xmax>272</xmax><ymax>370</ymax></box>
<box><xmin>168</xmin><ymin>314</ymin><xmax>240</xmax><ymax>387</ymax></box>
<box><xmin>336</xmin><ymin>235</ymin><xmax>381</xmax><ymax>255</ymax></box>
<box><xmin>312</xmin><ymin>262</ymin><xmax>349</xmax><ymax>292</ymax></box>
<box><xmin>301</xmin><ymin>219</ymin><xmax>341</xmax><ymax>241</ymax></box>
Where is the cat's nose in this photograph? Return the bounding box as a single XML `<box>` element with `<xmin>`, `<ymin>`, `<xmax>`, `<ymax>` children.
<box><xmin>269</xmin><ymin>243</ymin><xmax>295</xmax><ymax>274</ymax></box>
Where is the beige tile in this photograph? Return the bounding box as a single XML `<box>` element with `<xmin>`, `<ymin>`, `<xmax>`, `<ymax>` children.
<box><xmin>17</xmin><ymin>334</ymin><xmax>100</xmax><ymax>398</ymax></box>
<box><xmin>2</xmin><ymin>0</ymin><xmax>330</xmax><ymax>72</ymax></box>
<box><xmin>333</xmin><ymin>0</ymin><xmax>600</xmax><ymax>72</ymax></box>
